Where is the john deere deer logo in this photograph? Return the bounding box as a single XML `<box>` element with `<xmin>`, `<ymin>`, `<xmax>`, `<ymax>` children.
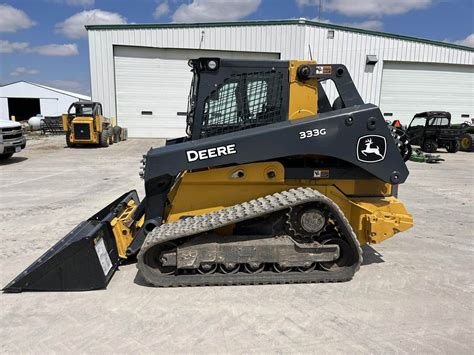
<box><xmin>357</xmin><ymin>135</ymin><xmax>386</xmax><ymax>163</ymax></box>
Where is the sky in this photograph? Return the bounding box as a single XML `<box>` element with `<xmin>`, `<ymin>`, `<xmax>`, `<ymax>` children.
<box><xmin>0</xmin><ymin>0</ymin><xmax>473</xmax><ymax>95</ymax></box>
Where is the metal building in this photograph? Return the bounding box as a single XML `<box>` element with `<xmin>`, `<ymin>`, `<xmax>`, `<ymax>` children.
<box><xmin>0</xmin><ymin>81</ymin><xmax>90</xmax><ymax>121</ymax></box>
<box><xmin>87</xmin><ymin>19</ymin><xmax>473</xmax><ymax>138</ymax></box>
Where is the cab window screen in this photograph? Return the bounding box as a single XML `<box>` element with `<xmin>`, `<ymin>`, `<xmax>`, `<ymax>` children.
<box><xmin>201</xmin><ymin>71</ymin><xmax>283</xmax><ymax>137</ymax></box>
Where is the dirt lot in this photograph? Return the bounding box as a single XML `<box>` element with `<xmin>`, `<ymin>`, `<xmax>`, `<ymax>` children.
<box><xmin>1</xmin><ymin>135</ymin><xmax>473</xmax><ymax>353</ymax></box>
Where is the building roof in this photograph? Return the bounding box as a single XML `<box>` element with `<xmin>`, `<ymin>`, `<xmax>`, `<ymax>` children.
<box><xmin>86</xmin><ymin>18</ymin><xmax>473</xmax><ymax>52</ymax></box>
<box><xmin>0</xmin><ymin>81</ymin><xmax>91</xmax><ymax>100</ymax></box>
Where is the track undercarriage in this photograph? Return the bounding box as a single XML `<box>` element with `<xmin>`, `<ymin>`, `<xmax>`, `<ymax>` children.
<box><xmin>138</xmin><ymin>188</ymin><xmax>362</xmax><ymax>286</ymax></box>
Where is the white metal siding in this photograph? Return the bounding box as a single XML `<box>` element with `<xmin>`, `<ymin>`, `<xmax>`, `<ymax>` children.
<box><xmin>88</xmin><ymin>22</ymin><xmax>474</xmax><ymax>128</ymax></box>
<box><xmin>0</xmin><ymin>82</ymin><xmax>88</xmax><ymax>117</ymax></box>
<box><xmin>379</xmin><ymin>62</ymin><xmax>474</xmax><ymax>124</ymax></box>
<box><xmin>305</xmin><ymin>27</ymin><xmax>473</xmax><ymax>105</ymax></box>
<box><xmin>114</xmin><ymin>46</ymin><xmax>279</xmax><ymax>137</ymax></box>
<box><xmin>0</xmin><ymin>98</ymin><xmax>8</xmax><ymax>119</ymax></box>
<box><xmin>89</xmin><ymin>24</ymin><xmax>305</xmax><ymax>119</ymax></box>
<box><xmin>39</xmin><ymin>98</ymin><xmax>60</xmax><ymax>116</ymax></box>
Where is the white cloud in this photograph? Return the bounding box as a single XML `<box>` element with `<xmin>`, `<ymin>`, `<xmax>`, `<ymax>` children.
<box><xmin>45</xmin><ymin>80</ymin><xmax>90</xmax><ymax>95</ymax></box>
<box><xmin>28</xmin><ymin>43</ymin><xmax>79</xmax><ymax>56</ymax></box>
<box><xmin>0</xmin><ymin>40</ymin><xmax>78</xmax><ymax>56</ymax></box>
<box><xmin>10</xmin><ymin>67</ymin><xmax>40</xmax><ymax>76</ymax></box>
<box><xmin>297</xmin><ymin>0</ymin><xmax>434</xmax><ymax>17</ymax></box>
<box><xmin>55</xmin><ymin>9</ymin><xmax>127</xmax><ymax>38</ymax></box>
<box><xmin>48</xmin><ymin>0</ymin><xmax>95</xmax><ymax>6</ymax></box>
<box><xmin>347</xmin><ymin>20</ymin><xmax>383</xmax><ymax>31</ymax></box>
<box><xmin>452</xmin><ymin>33</ymin><xmax>474</xmax><ymax>47</ymax></box>
<box><xmin>313</xmin><ymin>18</ymin><xmax>384</xmax><ymax>31</ymax></box>
<box><xmin>64</xmin><ymin>0</ymin><xmax>95</xmax><ymax>6</ymax></box>
<box><xmin>0</xmin><ymin>4</ymin><xmax>36</xmax><ymax>32</ymax></box>
<box><xmin>154</xmin><ymin>1</ymin><xmax>170</xmax><ymax>19</ymax></box>
<box><xmin>172</xmin><ymin>0</ymin><xmax>261</xmax><ymax>22</ymax></box>
<box><xmin>0</xmin><ymin>40</ymin><xmax>29</xmax><ymax>53</ymax></box>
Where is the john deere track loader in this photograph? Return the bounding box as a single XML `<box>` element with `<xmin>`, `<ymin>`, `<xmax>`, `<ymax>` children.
<box><xmin>4</xmin><ymin>59</ymin><xmax>413</xmax><ymax>292</ymax></box>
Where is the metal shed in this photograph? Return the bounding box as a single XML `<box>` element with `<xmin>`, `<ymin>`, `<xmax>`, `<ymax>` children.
<box><xmin>87</xmin><ymin>19</ymin><xmax>473</xmax><ymax>138</ymax></box>
<box><xmin>0</xmin><ymin>81</ymin><xmax>91</xmax><ymax>121</ymax></box>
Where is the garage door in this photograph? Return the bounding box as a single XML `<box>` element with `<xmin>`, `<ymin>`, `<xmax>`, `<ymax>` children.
<box><xmin>379</xmin><ymin>62</ymin><xmax>473</xmax><ymax>125</ymax></box>
<box><xmin>114</xmin><ymin>46</ymin><xmax>280</xmax><ymax>138</ymax></box>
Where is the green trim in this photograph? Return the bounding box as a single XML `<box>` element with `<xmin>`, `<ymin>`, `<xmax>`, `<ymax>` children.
<box><xmin>86</xmin><ymin>19</ymin><xmax>474</xmax><ymax>52</ymax></box>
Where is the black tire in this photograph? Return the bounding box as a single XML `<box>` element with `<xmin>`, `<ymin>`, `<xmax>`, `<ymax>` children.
<box><xmin>113</xmin><ymin>126</ymin><xmax>122</xmax><ymax>143</ymax></box>
<box><xmin>0</xmin><ymin>153</ymin><xmax>14</xmax><ymax>160</ymax></box>
<box><xmin>66</xmin><ymin>130</ymin><xmax>75</xmax><ymax>147</ymax></box>
<box><xmin>108</xmin><ymin>127</ymin><xmax>114</xmax><ymax>145</ymax></box>
<box><xmin>100</xmin><ymin>129</ymin><xmax>109</xmax><ymax>147</ymax></box>
<box><xmin>422</xmin><ymin>139</ymin><xmax>438</xmax><ymax>153</ymax></box>
<box><xmin>459</xmin><ymin>133</ymin><xmax>473</xmax><ymax>151</ymax></box>
<box><xmin>446</xmin><ymin>140</ymin><xmax>460</xmax><ymax>153</ymax></box>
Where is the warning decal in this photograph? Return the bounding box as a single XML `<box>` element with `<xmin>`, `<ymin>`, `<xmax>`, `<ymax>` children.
<box><xmin>94</xmin><ymin>237</ymin><xmax>113</xmax><ymax>276</ymax></box>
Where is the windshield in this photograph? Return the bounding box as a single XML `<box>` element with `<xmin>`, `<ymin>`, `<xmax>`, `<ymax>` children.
<box><xmin>410</xmin><ymin>117</ymin><xmax>426</xmax><ymax>127</ymax></box>
<box><xmin>186</xmin><ymin>71</ymin><xmax>199</xmax><ymax>137</ymax></box>
<box><xmin>69</xmin><ymin>104</ymin><xmax>94</xmax><ymax>116</ymax></box>
<box><xmin>77</xmin><ymin>105</ymin><xmax>94</xmax><ymax>115</ymax></box>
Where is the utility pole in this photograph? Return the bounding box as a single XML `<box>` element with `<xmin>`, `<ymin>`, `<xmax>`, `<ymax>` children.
<box><xmin>318</xmin><ymin>0</ymin><xmax>323</xmax><ymax>20</ymax></box>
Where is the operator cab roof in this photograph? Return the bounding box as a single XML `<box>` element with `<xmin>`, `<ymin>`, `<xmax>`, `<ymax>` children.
<box><xmin>72</xmin><ymin>100</ymin><xmax>99</xmax><ymax>105</ymax></box>
<box><xmin>413</xmin><ymin>111</ymin><xmax>451</xmax><ymax>119</ymax></box>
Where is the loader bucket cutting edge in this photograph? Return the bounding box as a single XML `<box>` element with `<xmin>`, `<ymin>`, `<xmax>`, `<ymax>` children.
<box><xmin>3</xmin><ymin>190</ymin><xmax>140</xmax><ymax>293</ymax></box>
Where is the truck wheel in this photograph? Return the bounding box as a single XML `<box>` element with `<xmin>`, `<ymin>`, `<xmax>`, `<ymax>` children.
<box><xmin>459</xmin><ymin>133</ymin><xmax>473</xmax><ymax>151</ymax></box>
<box><xmin>113</xmin><ymin>126</ymin><xmax>121</xmax><ymax>143</ymax></box>
<box><xmin>422</xmin><ymin>139</ymin><xmax>437</xmax><ymax>153</ymax></box>
<box><xmin>108</xmin><ymin>127</ymin><xmax>114</xmax><ymax>145</ymax></box>
<box><xmin>446</xmin><ymin>140</ymin><xmax>460</xmax><ymax>153</ymax></box>
<box><xmin>66</xmin><ymin>130</ymin><xmax>75</xmax><ymax>147</ymax></box>
<box><xmin>0</xmin><ymin>153</ymin><xmax>13</xmax><ymax>160</ymax></box>
<box><xmin>100</xmin><ymin>129</ymin><xmax>109</xmax><ymax>147</ymax></box>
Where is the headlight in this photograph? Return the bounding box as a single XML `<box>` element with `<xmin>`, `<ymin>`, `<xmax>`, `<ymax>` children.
<box><xmin>207</xmin><ymin>60</ymin><xmax>218</xmax><ymax>70</ymax></box>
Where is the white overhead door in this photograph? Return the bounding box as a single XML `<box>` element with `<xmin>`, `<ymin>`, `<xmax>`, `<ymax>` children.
<box><xmin>379</xmin><ymin>62</ymin><xmax>473</xmax><ymax>125</ymax></box>
<box><xmin>114</xmin><ymin>46</ymin><xmax>280</xmax><ymax>138</ymax></box>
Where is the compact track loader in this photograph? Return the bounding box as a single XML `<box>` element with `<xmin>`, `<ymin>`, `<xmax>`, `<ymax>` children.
<box><xmin>4</xmin><ymin>59</ymin><xmax>413</xmax><ymax>292</ymax></box>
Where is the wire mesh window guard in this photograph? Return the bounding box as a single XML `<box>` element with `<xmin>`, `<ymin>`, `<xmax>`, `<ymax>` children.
<box><xmin>201</xmin><ymin>71</ymin><xmax>283</xmax><ymax>137</ymax></box>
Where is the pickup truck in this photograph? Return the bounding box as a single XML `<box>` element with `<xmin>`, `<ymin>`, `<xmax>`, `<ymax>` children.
<box><xmin>0</xmin><ymin>119</ymin><xmax>27</xmax><ymax>160</ymax></box>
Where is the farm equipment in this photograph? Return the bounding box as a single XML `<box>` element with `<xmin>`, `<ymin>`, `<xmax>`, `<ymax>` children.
<box><xmin>388</xmin><ymin>120</ymin><xmax>412</xmax><ymax>162</ymax></box>
<box><xmin>452</xmin><ymin>121</ymin><xmax>474</xmax><ymax>152</ymax></box>
<box><xmin>409</xmin><ymin>148</ymin><xmax>444</xmax><ymax>163</ymax></box>
<box><xmin>62</xmin><ymin>101</ymin><xmax>127</xmax><ymax>147</ymax></box>
<box><xmin>41</xmin><ymin>116</ymin><xmax>64</xmax><ymax>135</ymax></box>
<box><xmin>4</xmin><ymin>59</ymin><xmax>413</xmax><ymax>292</ymax></box>
<box><xmin>406</xmin><ymin>111</ymin><xmax>463</xmax><ymax>153</ymax></box>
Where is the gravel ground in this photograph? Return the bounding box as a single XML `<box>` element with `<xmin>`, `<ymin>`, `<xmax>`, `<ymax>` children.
<box><xmin>1</xmin><ymin>135</ymin><xmax>473</xmax><ymax>353</ymax></box>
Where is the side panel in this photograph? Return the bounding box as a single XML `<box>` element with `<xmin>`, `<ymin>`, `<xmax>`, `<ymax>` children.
<box><xmin>142</xmin><ymin>104</ymin><xmax>409</xmax><ymax>228</ymax></box>
<box><xmin>145</xmin><ymin>104</ymin><xmax>407</xmax><ymax>184</ymax></box>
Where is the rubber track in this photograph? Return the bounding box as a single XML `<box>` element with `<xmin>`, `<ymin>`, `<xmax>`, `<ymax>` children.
<box><xmin>137</xmin><ymin>187</ymin><xmax>363</xmax><ymax>287</ymax></box>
